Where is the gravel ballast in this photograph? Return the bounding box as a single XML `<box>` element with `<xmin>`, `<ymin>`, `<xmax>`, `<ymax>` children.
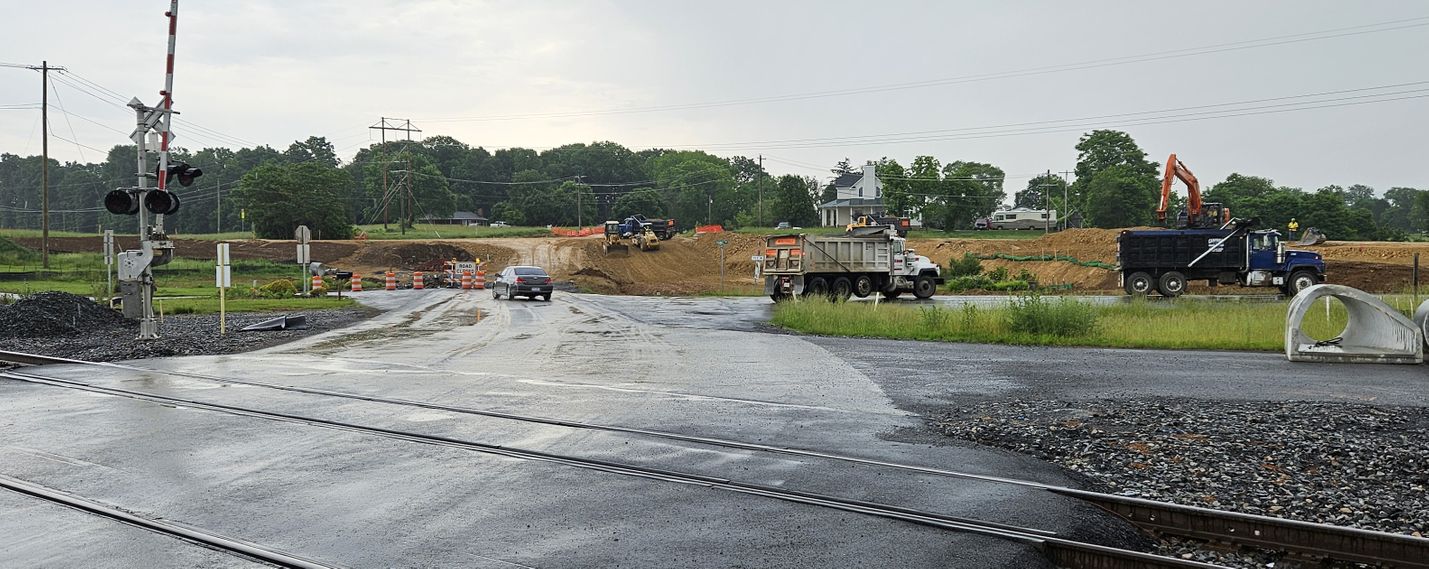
<box><xmin>0</xmin><ymin>292</ymin><xmax>371</xmax><ymax>361</ymax></box>
<box><xmin>934</xmin><ymin>398</ymin><xmax>1429</xmax><ymax>564</ymax></box>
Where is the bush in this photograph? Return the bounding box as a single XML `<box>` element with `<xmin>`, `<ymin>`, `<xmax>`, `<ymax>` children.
<box><xmin>988</xmin><ymin>266</ymin><xmax>1009</xmax><ymax>282</ymax></box>
<box><xmin>918</xmin><ymin>306</ymin><xmax>952</xmax><ymax>330</ymax></box>
<box><xmin>309</xmin><ymin>285</ymin><xmax>328</xmax><ymax>297</ymax></box>
<box><xmin>254</xmin><ymin>278</ymin><xmax>297</xmax><ymax>299</ymax></box>
<box><xmin>989</xmin><ymin>280</ymin><xmax>1032</xmax><ymax>292</ymax></box>
<box><xmin>947</xmin><ymin>275</ymin><xmax>994</xmax><ymax>292</ymax></box>
<box><xmin>947</xmin><ymin>253</ymin><xmax>983</xmax><ymax>278</ymax></box>
<box><xmin>1005</xmin><ymin>294</ymin><xmax>1098</xmax><ymax>337</ymax></box>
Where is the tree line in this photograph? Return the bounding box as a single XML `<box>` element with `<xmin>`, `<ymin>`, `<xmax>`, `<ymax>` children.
<box><xmin>0</xmin><ymin>129</ymin><xmax>1424</xmax><ymax>240</ymax></box>
<box><xmin>0</xmin><ymin>137</ymin><xmax>823</xmax><ymax>239</ymax></box>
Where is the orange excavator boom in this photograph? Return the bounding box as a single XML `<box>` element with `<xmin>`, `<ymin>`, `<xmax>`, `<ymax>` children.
<box><xmin>1156</xmin><ymin>153</ymin><xmax>1203</xmax><ymax>223</ymax></box>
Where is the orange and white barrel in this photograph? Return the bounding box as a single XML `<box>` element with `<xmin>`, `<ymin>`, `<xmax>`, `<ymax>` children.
<box><xmin>311</xmin><ymin>275</ymin><xmax>323</xmax><ymax>292</ymax></box>
<box><xmin>351</xmin><ymin>273</ymin><xmax>362</xmax><ymax>292</ymax></box>
<box><xmin>475</xmin><ymin>269</ymin><xmax>485</xmax><ymax>289</ymax></box>
<box><xmin>461</xmin><ymin>270</ymin><xmax>473</xmax><ymax>290</ymax></box>
<box><xmin>413</xmin><ymin>271</ymin><xmax>424</xmax><ymax>290</ymax></box>
<box><xmin>385</xmin><ymin>271</ymin><xmax>396</xmax><ymax>291</ymax></box>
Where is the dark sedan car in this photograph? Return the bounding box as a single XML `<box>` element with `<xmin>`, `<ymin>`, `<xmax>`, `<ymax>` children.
<box><xmin>492</xmin><ymin>265</ymin><xmax>553</xmax><ymax>301</ymax></box>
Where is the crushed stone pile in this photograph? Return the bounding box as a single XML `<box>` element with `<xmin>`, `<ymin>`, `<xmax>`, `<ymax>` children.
<box><xmin>0</xmin><ymin>292</ymin><xmax>134</xmax><ymax>339</ymax></box>
<box><xmin>935</xmin><ymin>398</ymin><xmax>1428</xmax><ymax>564</ymax></box>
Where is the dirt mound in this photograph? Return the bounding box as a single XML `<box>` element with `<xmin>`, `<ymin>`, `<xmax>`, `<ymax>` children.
<box><xmin>0</xmin><ymin>291</ymin><xmax>134</xmax><ymax>338</ymax></box>
<box><xmin>332</xmin><ymin>240</ymin><xmax>518</xmax><ymax>274</ymax></box>
<box><xmin>566</xmin><ymin>233</ymin><xmax>767</xmax><ymax>295</ymax></box>
<box><xmin>1301</xmin><ymin>241</ymin><xmax>1429</xmax><ymax>266</ymax></box>
<box><xmin>910</xmin><ymin>228</ymin><xmax>1129</xmax><ymax>266</ymax></box>
<box><xmin>979</xmin><ymin>260</ymin><xmax>1120</xmax><ymax>291</ymax></box>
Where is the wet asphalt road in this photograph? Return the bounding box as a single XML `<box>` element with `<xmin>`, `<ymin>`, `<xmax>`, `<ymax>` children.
<box><xmin>3</xmin><ymin>290</ymin><xmax>1422</xmax><ymax>567</ymax></box>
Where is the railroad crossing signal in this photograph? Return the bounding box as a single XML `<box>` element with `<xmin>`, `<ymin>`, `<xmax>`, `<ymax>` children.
<box><xmin>159</xmin><ymin>161</ymin><xmax>203</xmax><ymax>187</ymax></box>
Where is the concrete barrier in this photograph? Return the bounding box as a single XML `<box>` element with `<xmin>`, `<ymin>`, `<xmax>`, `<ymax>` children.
<box><xmin>1285</xmin><ymin>284</ymin><xmax>1423</xmax><ymax>364</ymax></box>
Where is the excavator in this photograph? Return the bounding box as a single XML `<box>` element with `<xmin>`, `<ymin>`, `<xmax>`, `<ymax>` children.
<box><xmin>1158</xmin><ymin>153</ymin><xmax>1327</xmax><ymax>244</ymax></box>
<box><xmin>1157</xmin><ymin>153</ymin><xmax>1230</xmax><ymax>229</ymax></box>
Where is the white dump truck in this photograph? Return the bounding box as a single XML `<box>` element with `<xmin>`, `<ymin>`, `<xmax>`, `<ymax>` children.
<box><xmin>761</xmin><ymin>227</ymin><xmax>944</xmax><ymax>301</ymax></box>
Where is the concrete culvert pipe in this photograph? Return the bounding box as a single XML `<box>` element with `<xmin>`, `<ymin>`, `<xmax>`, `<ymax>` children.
<box><xmin>1285</xmin><ymin>284</ymin><xmax>1423</xmax><ymax>364</ymax></box>
<box><xmin>1415</xmin><ymin>299</ymin><xmax>1429</xmax><ymax>361</ymax></box>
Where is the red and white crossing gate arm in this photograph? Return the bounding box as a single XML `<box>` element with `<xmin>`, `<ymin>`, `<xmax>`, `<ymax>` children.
<box><xmin>156</xmin><ymin>0</ymin><xmax>179</xmax><ymax>192</ymax></box>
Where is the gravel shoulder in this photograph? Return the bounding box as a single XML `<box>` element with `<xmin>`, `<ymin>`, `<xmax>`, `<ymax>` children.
<box><xmin>935</xmin><ymin>398</ymin><xmax>1428</xmax><ymax>565</ymax></box>
<box><xmin>2</xmin><ymin>298</ymin><xmax>376</xmax><ymax>362</ymax></box>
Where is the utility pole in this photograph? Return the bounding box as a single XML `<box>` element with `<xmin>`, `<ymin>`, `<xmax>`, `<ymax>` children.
<box><xmin>1060</xmin><ymin>170</ymin><xmax>1073</xmax><ymax>230</ymax></box>
<box><xmin>215</xmin><ymin>174</ymin><xmax>220</xmax><ymax>233</ymax></box>
<box><xmin>7</xmin><ymin>61</ymin><xmax>65</xmax><ymax>266</ymax></box>
<box><xmin>575</xmin><ymin>175</ymin><xmax>585</xmax><ymax>228</ymax></box>
<box><xmin>758</xmin><ymin>154</ymin><xmax>764</xmax><ymax>227</ymax></box>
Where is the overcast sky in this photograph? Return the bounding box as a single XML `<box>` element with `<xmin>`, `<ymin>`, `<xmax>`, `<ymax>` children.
<box><xmin>2</xmin><ymin>0</ymin><xmax>1426</xmax><ymax>194</ymax></box>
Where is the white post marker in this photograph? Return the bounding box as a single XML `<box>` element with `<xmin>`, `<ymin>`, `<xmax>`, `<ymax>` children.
<box><xmin>102</xmin><ymin>230</ymin><xmax>114</xmax><ymax>301</ymax></box>
<box><xmin>716</xmin><ymin>240</ymin><xmax>728</xmax><ymax>294</ymax></box>
<box><xmin>216</xmin><ymin>243</ymin><xmax>232</xmax><ymax>335</ymax></box>
<box><xmin>751</xmin><ymin>254</ymin><xmax>763</xmax><ymax>279</ymax></box>
<box><xmin>295</xmin><ymin>225</ymin><xmax>312</xmax><ymax>294</ymax></box>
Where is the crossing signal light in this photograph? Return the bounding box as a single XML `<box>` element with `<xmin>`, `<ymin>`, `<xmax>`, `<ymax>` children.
<box><xmin>145</xmin><ymin>189</ymin><xmax>181</xmax><ymax>215</ymax></box>
<box><xmin>103</xmin><ymin>188</ymin><xmax>181</xmax><ymax>215</ymax></box>
<box><xmin>104</xmin><ymin>189</ymin><xmax>140</xmax><ymax>215</ymax></box>
<box><xmin>157</xmin><ymin>162</ymin><xmax>203</xmax><ymax>187</ymax></box>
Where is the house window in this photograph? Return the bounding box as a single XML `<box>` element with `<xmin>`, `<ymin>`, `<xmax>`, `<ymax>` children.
<box><xmin>1041</xmin><ymin>214</ymin><xmax>1048</xmax><ymax>219</ymax></box>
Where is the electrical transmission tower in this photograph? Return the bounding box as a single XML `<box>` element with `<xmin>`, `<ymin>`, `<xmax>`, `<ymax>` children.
<box><xmin>368</xmin><ymin>118</ymin><xmax>421</xmax><ymax>230</ymax></box>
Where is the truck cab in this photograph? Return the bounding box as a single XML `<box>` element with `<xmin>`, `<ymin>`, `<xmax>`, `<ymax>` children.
<box><xmin>1245</xmin><ymin>230</ymin><xmax>1325</xmax><ymax>293</ymax></box>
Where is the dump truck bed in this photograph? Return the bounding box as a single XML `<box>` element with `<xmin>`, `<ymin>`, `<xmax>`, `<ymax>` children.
<box><xmin>1118</xmin><ymin>229</ymin><xmax>1246</xmax><ymax>271</ymax></box>
<box><xmin>763</xmin><ymin>233</ymin><xmax>895</xmax><ymax>275</ymax></box>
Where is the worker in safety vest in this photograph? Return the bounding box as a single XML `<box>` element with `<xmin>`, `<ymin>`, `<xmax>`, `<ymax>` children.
<box><xmin>1287</xmin><ymin>218</ymin><xmax>1300</xmax><ymax>239</ymax></box>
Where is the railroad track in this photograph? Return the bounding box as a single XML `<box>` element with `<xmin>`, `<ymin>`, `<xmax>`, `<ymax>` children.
<box><xmin>4</xmin><ymin>351</ymin><xmax>1428</xmax><ymax>568</ymax></box>
<box><xmin>0</xmin><ymin>473</ymin><xmax>337</xmax><ymax>569</ymax></box>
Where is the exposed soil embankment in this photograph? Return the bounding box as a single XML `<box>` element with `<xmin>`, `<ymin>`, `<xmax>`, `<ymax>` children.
<box><xmin>16</xmin><ymin>229</ymin><xmax>1426</xmax><ymax>294</ymax></box>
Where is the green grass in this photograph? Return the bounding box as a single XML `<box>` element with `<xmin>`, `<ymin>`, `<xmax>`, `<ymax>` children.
<box><xmin>354</xmin><ymin>224</ymin><xmax>552</xmax><ymax>239</ymax></box>
<box><xmin>0</xmin><ymin>242</ymin><xmax>319</xmax><ymax>309</ymax></box>
<box><xmin>0</xmin><ymin>228</ymin><xmax>104</xmax><ymax>239</ymax></box>
<box><xmin>771</xmin><ymin>296</ymin><xmax>1371</xmax><ymax>351</ymax></box>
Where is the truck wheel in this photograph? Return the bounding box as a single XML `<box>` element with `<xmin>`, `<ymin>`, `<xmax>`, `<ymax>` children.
<box><xmin>1287</xmin><ymin>270</ymin><xmax>1318</xmax><ymax>296</ymax></box>
<box><xmin>770</xmin><ymin>293</ymin><xmax>791</xmax><ymax>302</ymax></box>
<box><xmin>831</xmin><ymin>277</ymin><xmax>853</xmax><ymax>301</ymax></box>
<box><xmin>881</xmin><ymin>290</ymin><xmax>901</xmax><ymax>300</ymax></box>
<box><xmin>806</xmin><ymin>277</ymin><xmax>829</xmax><ymax>298</ymax></box>
<box><xmin>1157</xmin><ymin>271</ymin><xmax>1187</xmax><ymax>297</ymax></box>
<box><xmin>913</xmin><ymin>275</ymin><xmax>936</xmax><ymax>299</ymax></box>
<box><xmin>853</xmin><ymin>275</ymin><xmax>874</xmax><ymax>298</ymax></box>
<box><xmin>1124</xmin><ymin>272</ymin><xmax>1153</xmax><ymax>296</ymax></box>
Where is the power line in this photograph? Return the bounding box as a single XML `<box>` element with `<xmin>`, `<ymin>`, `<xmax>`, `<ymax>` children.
<box><xmin>660</xmin><ymin>85</ymin><xmax>1429</xmax><ymax>151</ymax></box>
<box><xmin>415</xmin><ymin>15</ymin><xmax>1429</xmax><ymax>123</ymax></box>
<box><xmin>686</xmin><ymin>80</ymin><xmax>1429</xmax><ymax>149</ymax></box>
<box><xmin>46</xmin><ymin>75</ymin><xmax>88</xmax><ymax>162</ymax></box>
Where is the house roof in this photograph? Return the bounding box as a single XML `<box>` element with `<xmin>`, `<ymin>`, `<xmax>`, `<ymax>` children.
<box><xmin>817</xmin><ymin>197</ymin><xmax>883</xmax><ymax>209</ymax></box>
<box><xmin>831</xmin><ymin>172</ymin><xmax>862</xmax><ymax>188</ymax></box>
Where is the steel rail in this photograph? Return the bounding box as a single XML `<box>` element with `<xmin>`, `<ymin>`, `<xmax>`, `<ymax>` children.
<box><xmin>3</xmin><ymin>350</ymin><xmax>1427</xmax><ymax>567</ymax></box>
<box><xmin>0</xmin><ymin>473</ymin><xmax>339</xmax><ymax>569</ymax></box>
<box><xmin>0</xmin><ymin>368</ymin><xmax>1222</xmax><ymax>569</ymax></box>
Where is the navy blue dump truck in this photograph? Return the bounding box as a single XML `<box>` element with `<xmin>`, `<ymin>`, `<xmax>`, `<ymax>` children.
<box><xmin>1117</xmin><ymin>222</ymin><xmax>1325</xmax><ymax>297</ymax></box>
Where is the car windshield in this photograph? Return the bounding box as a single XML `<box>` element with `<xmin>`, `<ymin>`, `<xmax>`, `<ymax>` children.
<box><xmin>514</xmin><ymin>268</ymin><xmax>547</xmax><ymax>276</ymax></box>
